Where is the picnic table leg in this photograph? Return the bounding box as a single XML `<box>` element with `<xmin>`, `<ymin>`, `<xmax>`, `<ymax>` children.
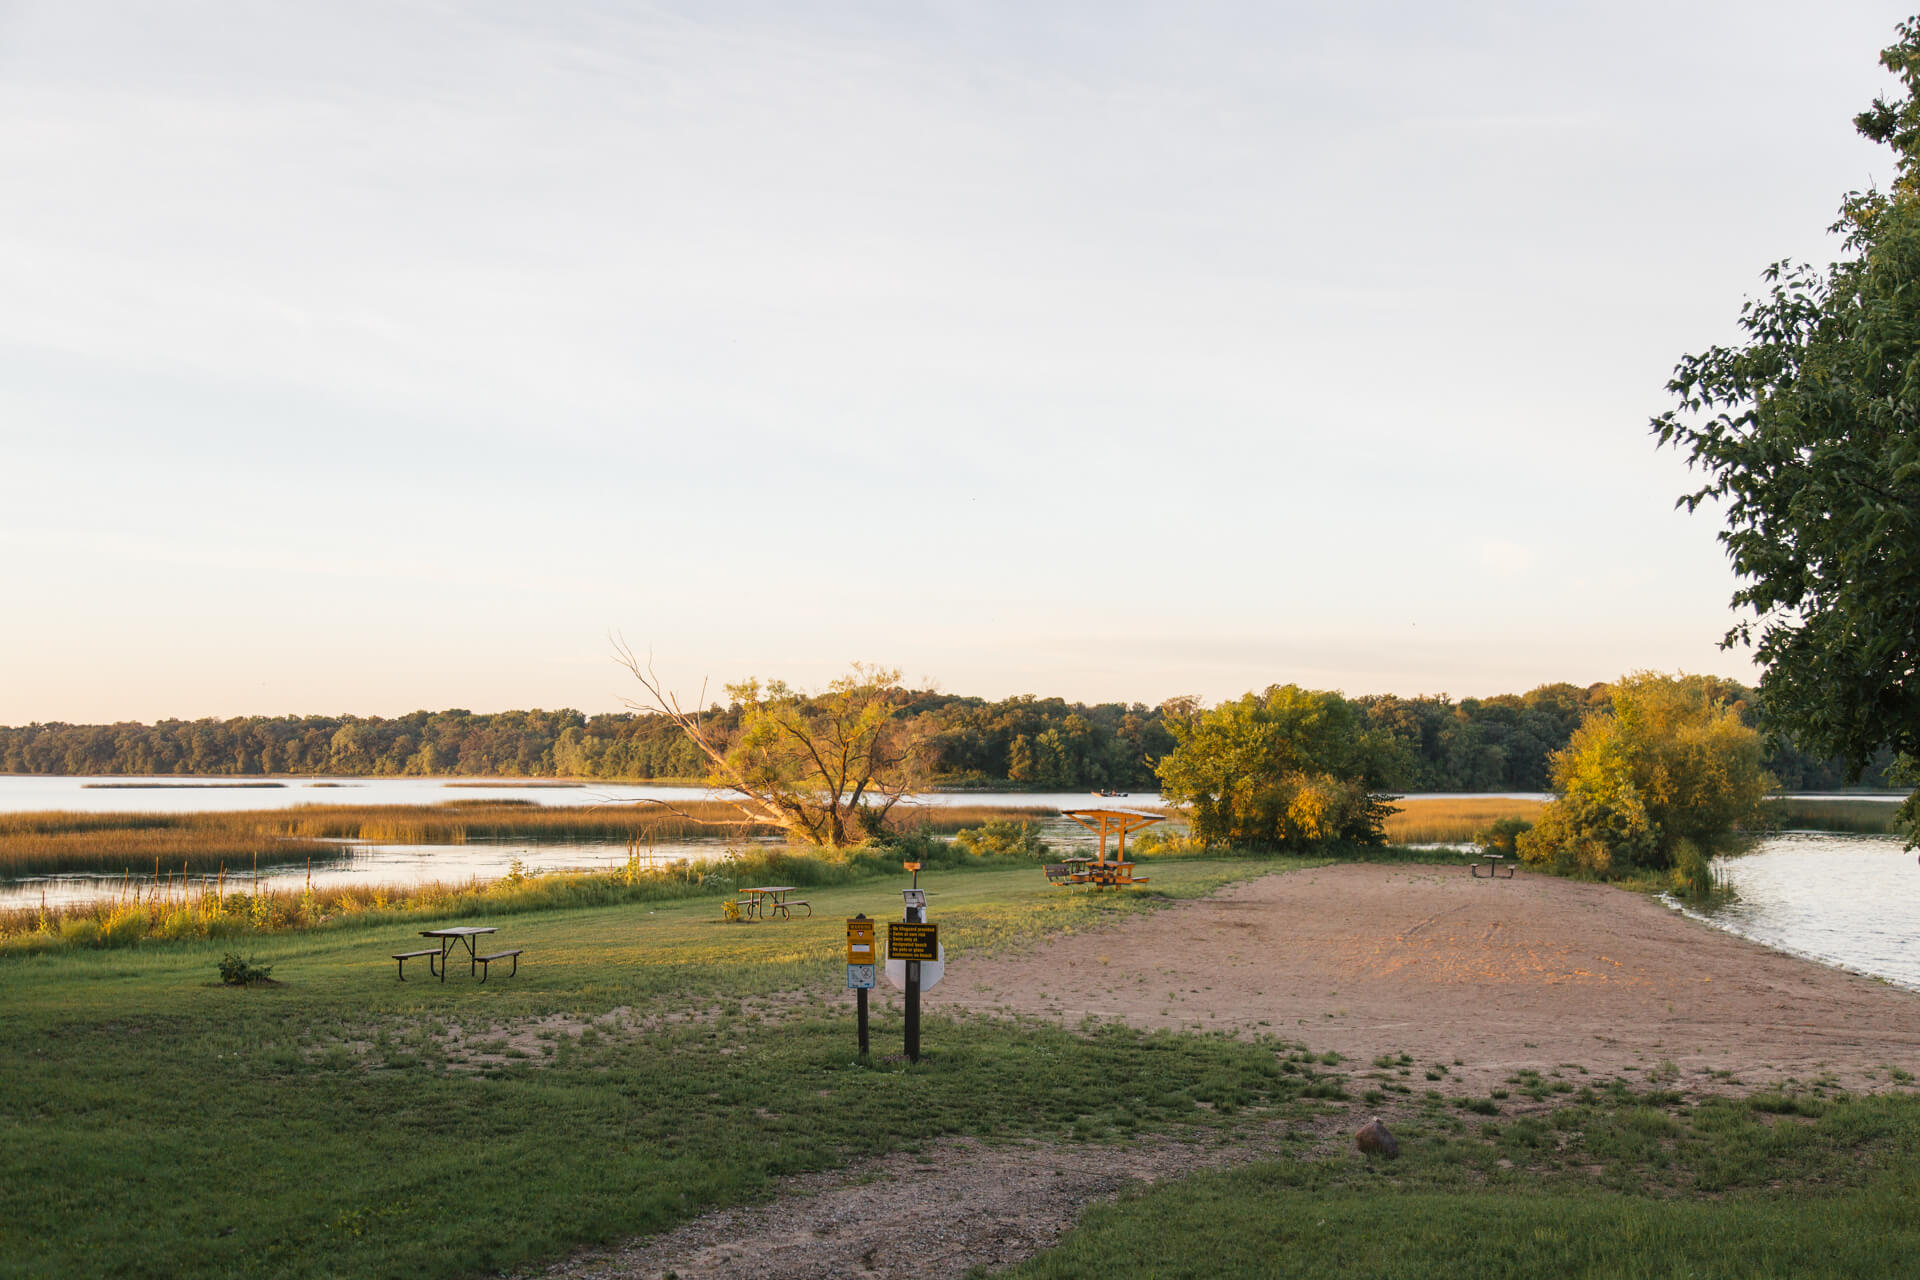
<box><xmin>439</xmin><ymin>938</ymin><xmax>450</xmax><ymax>983</ymax></box>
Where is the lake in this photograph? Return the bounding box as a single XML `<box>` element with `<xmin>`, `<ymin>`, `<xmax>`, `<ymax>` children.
<box><xmin>1687</xmin><ymin>832</ymin><xmax>1920</xmax><ymax>991</ymax></box>
<box><xmin>0</xmin><ymin>775</ymin><xmax>1155</xmax><ymax>815</ymax></box>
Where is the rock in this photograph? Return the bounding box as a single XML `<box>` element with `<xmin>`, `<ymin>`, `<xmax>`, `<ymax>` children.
<box><xmin>1355</xmin><ymin>1118</ymin><xmax>1399</xmax><ymax>1159</ymax></box>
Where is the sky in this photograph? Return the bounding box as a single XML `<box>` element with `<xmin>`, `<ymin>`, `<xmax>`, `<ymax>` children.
<box><xmin>0</xmin><ymin>1</ymin><xmax>1910</xmax><ymax>724</ymax></box>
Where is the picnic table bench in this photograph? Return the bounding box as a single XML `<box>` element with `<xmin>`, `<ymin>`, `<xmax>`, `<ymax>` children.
<box><xmin>392</xmin><ymin>949</ymin><xmax>440</xmax><ymax>981</ymax></box>
<box><xmin>474</xmin><ymin>949</ymin><xmax>523</xmax><ymax>982</ymax></box>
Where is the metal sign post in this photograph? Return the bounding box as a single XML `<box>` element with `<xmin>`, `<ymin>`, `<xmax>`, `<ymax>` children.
<box><xmin>846</xmin><ymin>914</ymin><xmax>876</xmax><ymax>1056</ymax></box>
<box><xmin>891</xmin><ymin>862</ymin><xmax>937</xmax><ymax>1062</ymax></box>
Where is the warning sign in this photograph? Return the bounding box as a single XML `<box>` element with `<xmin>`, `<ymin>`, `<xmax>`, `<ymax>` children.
<box><xmin>846</xmin><ymin>916</ymin><xmax>877</xmax><ymax>965</ymax></box>
<box><xmin>887</xmin><ymin>921</ymin><xmax>939</xmax><ymax>962</ymax></box>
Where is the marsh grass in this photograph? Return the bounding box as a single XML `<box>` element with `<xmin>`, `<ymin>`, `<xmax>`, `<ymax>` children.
<box><xmin>0</xmin><ymin>800</ymin><xmax>1055</xmax><ymax>877</ymax></box>
<box><xmin>1761</xmin><ymin>797</ymin><xmax>1904</xmax><ymax>835</ymax></box>
<box><xmin>1381</xmin><ymin>797</ymin><xmax>1547</xmax><ymax>846</ymax></box>
<box><xmin>0</xmin><ymin>811</ymin><xmax>339</xmax><ymax>875</ymax></box>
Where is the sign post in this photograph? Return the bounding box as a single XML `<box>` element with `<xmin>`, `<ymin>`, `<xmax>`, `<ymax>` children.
<box><xmin>846</xmin><ymin>914</ymin><xmax>876</xmax><ymax>1055</ymax></box>
<box><xmin>890</xmin><ymin>862</ymin><xmax>938</xmax><ymax>1063</ymax></box>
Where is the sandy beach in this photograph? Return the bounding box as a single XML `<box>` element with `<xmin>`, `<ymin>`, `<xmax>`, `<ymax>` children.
<box><xmin>938</xmin><ymin>861</ymin><xmax>1920</xmax><ymax>1093</ymax></box>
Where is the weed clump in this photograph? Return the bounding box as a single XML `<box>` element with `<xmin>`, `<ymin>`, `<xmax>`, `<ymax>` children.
<box><xmin>217</xmin><ymin>953</ymin><xmax>274</xmax><ymax>986</ymax></box>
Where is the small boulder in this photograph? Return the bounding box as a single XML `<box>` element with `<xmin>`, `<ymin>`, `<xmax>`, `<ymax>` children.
<box><xmin>1355</xmin><ymin>1117</ymin><xmax>1399</xmax><ymax>1159</ymax></box>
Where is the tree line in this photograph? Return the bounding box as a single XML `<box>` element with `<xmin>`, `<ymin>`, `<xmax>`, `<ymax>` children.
<box><xmin>0</xmin><ymin>682</ymin><xmax>1891</xmax><ymax>792</ymax></box>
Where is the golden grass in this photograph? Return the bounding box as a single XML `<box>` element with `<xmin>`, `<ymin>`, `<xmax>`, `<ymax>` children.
<box><xmin>1382</xmin><ymin>797</ymin><xmax>1546</xmax><ymax>845</ymax></box>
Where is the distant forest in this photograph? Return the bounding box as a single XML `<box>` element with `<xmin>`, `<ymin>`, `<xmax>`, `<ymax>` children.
<box><xmin>0</xmin><ymin>682</ymin><xmax>1894</xmax><ymax>793</ymax></box>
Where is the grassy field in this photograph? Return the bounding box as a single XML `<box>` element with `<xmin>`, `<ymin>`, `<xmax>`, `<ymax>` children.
<box><xmin>9</xmin><ymin>854</ymin><xmax>1920</xmax><ymax>1278</ymax></box>
<box><xmin>0</xmin><ymin>857</ymin><xmax>1309</xmax><ymax>1279</ymax></box>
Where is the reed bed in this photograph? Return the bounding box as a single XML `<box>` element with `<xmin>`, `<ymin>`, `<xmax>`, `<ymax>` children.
<box><xmin>1381</xmin><ymin>796</ymin><xmax>1547</xmax><ymax>846</ymax></box>
<box><xmin>1760</xmin><ymin>797</ymin><xmax>1906</xmax><ymax>835</ymax></box>
<box><xmin>0</xmin><ymin>829</ymin><xmax>338</xmax><ymax>877</ymax></box>
<box><xmin>0</xmin><ymin>800</ymin><xmax>1056</xmax><ymax>877</ymax></box>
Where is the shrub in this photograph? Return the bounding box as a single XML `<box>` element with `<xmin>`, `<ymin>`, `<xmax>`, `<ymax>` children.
<box><xmin>1520</xmin><ymin>673</ymin><xmax>1768</xmax><ymax>878</ymax></box>
<box><xmin>952</xmin><ymin>819</ymin><xmax>1051</xmax><ymax>861</ymax></box>
<box><xmin>1475</xmin><ymin>816</ymin><xmax>1533</xmax><ymax>857</ymax></box>
<box><xmin>217</xmin><ymin>953</ymin><xmax>274</xmax><ymax>986</ymax></box>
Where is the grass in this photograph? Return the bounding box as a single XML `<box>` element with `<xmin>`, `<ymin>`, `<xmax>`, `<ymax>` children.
<box><xmin>12</xmin><ymin>850</ymin><xmax>1920</xmax><ymax>1278</ymax></box>
<box><xmin>1380</xmin><ymin>797</ymin><xmax>1546</xmax><ymax>846</ymax></box>
<box><xmin>0</xmin><ymin>800</ymin><xmax>1054</xmax><ymax>876</ymax></box>
<box><xmin>998</xmin><ymin>1078</ymin><xmax>1920</xmax><ymax>1279</ymax></box>
<box><xmin>0</xmin><ymin>858</ymin><xmax>1297</xmax><ymax>1279</ymax></box>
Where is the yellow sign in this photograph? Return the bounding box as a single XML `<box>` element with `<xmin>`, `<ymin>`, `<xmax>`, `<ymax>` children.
<box><xmin>888</xmin><ymin>921</ymin><xmax>939</xmax><ymax>962</ymax></box>
<box><xmin>846</xmin><ymin>917</ymin><xmax>876</xmax><ymax>965</ymax></box>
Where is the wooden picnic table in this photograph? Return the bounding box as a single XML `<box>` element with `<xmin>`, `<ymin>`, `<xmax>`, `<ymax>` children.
<box><xmin>420</xmin><ymin>926</ymin><xmax>496</xmax><ymax>982</ymax></box>
<box><xmin>737</xmin><ymin>886</ymin><xmax>811</xmax><ymax>921</ymax></box>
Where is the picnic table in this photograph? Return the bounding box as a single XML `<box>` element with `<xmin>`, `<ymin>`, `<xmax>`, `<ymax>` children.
<box><xmin>1469</xmin><ymin>852</ymin><xmax>1516</xmax><ymax>880</ymax></box>
<box><xmin>737</xmin><ymin>886</ymin><xmax>811</xmax><ymax>920</ymax></box>
<box><xmin>408</xmin><ymin>926</ymin><xmax>522</xmax><ymax>982</ymax></box>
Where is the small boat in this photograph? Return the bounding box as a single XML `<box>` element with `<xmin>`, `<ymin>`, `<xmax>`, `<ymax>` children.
<box><xmin>1091</xmin><ymin>789</ymin><xmax>1129</xmax><ymax>798</ymax></box>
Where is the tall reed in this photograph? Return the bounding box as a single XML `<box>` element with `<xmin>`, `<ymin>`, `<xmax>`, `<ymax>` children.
<box><xmin>1381</xmin><ymin>797</ymin><xmax>1547</xmax><ymax>846</ymax></box>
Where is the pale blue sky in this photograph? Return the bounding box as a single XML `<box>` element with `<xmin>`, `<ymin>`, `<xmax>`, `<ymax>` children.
<box><xmin>0</xmin><ymin>2</ymin><xmax>1907</xmax><ymax>722</ymax></box>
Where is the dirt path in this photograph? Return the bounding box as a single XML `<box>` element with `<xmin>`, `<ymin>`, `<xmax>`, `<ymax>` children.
<box><xmin>532</xmin><ymin>863</ymin><xmax>1920</xmax><ymax>1279</ymax></box>
<box><xmin>523</xmin><ymin>1123</ymin><xmax>1346</xmax><ymax>1280</ymax></box>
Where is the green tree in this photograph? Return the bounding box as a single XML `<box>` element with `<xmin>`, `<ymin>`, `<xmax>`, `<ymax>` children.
<box><xmin>1154</xmin><ymin>685</ymin><xmax>1401</xmax><ymax>849</ymax></box>
<box><xmin>1653</xmin><ymin>19</ymin><xmax>1920</xmax><ymax>838</ymax></box>
<box><xmin>1518</xmin><ymin>673</ymin><xmax>1771</xmax><ymax>877</ymax></box>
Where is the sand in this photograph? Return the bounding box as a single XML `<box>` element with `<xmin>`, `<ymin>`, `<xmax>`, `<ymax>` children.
<box><xmin>939</xmin><ymin>862</ymin><xmax>1920</xmax><ymax>1093</ymax></box>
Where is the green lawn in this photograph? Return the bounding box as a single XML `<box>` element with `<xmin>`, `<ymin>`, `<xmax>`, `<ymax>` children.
<box><xmin>7</xmin><ymin>855</ymin><xmax>1920</xmax><ymax>1279</ymax></box>
<box><xmin>0</xmin><ymin>859</ymin><xmax>1304</xmax><ymax>1279</ymax></box>
<box><xmin>1002</xmin><ymin>1085</ymin><xmax>1920</xmax><ymax>1279</ymax></box>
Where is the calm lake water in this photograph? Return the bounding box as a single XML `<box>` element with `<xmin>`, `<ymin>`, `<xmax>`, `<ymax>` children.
<box><xmin>1685</xmin><ymin>832</ymin><xmax>1920</xmax><ymax>991</ymax></box>
<box><xmin>0</xmin><ymin>775</ymin><xmax>1152</xmax><ymax>815</ymax></box>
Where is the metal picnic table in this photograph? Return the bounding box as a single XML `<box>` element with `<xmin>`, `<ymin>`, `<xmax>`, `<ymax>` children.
<box><xmin>737</xmin><ymin>886</ymin><xmax>811</xmax><ymax>920</ymax></box>
<box><xmin>419</xmin><ymin>925</ymin><xmax>496</xmax><ymax>982</ymax></box>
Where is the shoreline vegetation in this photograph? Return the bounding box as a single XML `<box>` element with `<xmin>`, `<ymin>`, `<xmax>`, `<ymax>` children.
<box><xmin>3</xmin><ymin>795</ymin><xmax>1903</xmax><ymax>952</ymax></box>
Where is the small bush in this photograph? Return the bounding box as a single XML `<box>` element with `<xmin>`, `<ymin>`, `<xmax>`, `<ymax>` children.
<box><xmin>217</xmin><ymin>953</ymin><xmax>274</xmax><ymax>986</ymax></box>
<box><xmin>1475</xmin><ymin>816</ymin><xmax>1533</xmax><ymax>857</ymax></box>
